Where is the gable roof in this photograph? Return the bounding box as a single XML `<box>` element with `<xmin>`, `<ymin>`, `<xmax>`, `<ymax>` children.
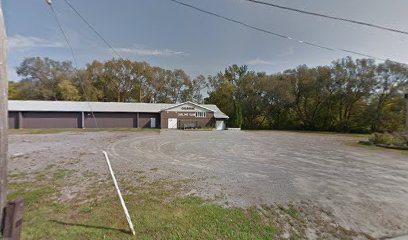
<box><xmin>160</xmin><ymin>101</ymin><xmax>214</xmax><ymax>112</ymax></box>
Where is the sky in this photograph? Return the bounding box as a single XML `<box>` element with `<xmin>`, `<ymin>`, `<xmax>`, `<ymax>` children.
<box><xmin>3</xmin><ymin>0</ymin><xmax>408</xmax><ymax>81</ymax></box>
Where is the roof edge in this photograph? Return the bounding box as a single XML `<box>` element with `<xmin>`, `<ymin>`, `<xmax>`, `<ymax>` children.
<box><xmin>160</xmin><ymin>101</ymin><xmax>215</xmax><ymax>112</ymax></box>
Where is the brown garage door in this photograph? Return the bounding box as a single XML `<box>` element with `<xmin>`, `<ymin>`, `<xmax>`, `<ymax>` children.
<box><xmin>85</xmin><ymin>112</ymin><xmax>137</xmax><ymax>128</ymax></box>
<box><xmin>23</xmin><ymin>112</ymin><xmax>81</xmax><ymax>129</ymax></box>
<box><xmin>8</xmin><ymin>112</ymin><xmax>18</xmax><ymax>129</ymax></box>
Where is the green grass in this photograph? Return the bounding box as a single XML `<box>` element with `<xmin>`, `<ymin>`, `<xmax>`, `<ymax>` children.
<box><xmin>7</xmin><ymin>170</ymin><xmax>277</xmax><ymax>239</ymax></box>
<box><xmin>346</xmin><ymin>141</ymin><xmax>408</xmax><ymax>155</ymax></box>
<box><xmin>9</xmin><ymin>128</ymin><xmax>160</xmax><ymax>134</ymax></box>
<box><xmin>243</xmin><ymin>129</ymin><xmax>370</xmax><ymax>137</ymax></box>
<box><xmin>277</xmin><ymin>204</ymin><xmax>298</xmax><ymax>219</ymax></box>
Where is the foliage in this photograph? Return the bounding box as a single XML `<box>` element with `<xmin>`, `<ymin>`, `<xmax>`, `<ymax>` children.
<box><xmin>12</xmin><ymin>57</ymin><xmax>205</xmax><ymax>103</ymax></box>
<box><xmin>369</xmin><ymin>132</ymin><xmax>408</xmax><ymax>147</ymax></box>
<box><xmin>8</xmin><ymin>81</ymin><xmax>21</xmax><ymax>99</ymax></box>
<box><xmin>15</xmin><ymin>57</ymin><xmax>77</xmax><ymax>100</ymax></box>
<box><xmin>8</xmin><ymin>170</ymin><xmax>277</xmax><ymax>239</ymax></box>
<box><xmin>9</xmin><ymin>56</ymin><xmax>408</xmax><ymax>132</ymax></box>
<box><xmin>57</xmin><ymin>79</ymin><xmax>81</xmax><ymax>101</ymax></box>
<box><xmin>207</xmin><ymin>58</ymin><xmax>407</xmax><ymax>132</ymax></box>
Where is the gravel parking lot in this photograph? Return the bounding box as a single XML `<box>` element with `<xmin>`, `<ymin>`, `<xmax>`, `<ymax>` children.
<box><xmin>8</xmin><ymin>130</ymin><xmax>408</xmax><ymax>239</ymax></box>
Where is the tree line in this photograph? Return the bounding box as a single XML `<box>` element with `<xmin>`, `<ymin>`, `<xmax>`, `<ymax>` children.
<box><xmin>10</xmin><ymin>57</ymin><xmax>207</xmax><ymax>104</ymax></box>
<box><xmin>207</xmin><ymin>58</ymin><xmax>408</xmax><ymax>132</ymax></box>
<box><xmin>9</xmin><ymin>56</ymin><xmax>408</xmax><ymax>133</ymax></box>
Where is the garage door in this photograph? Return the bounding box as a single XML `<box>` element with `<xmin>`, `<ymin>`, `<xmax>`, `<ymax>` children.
<box><xmin>215</xmin><ymin>120</ymin><xmax>225</xmax><ymax>130</ymax></box>
<box><xmin>8</xmin><ymin>112</ymin><xmax>18</xmax><ymax>129</ymax></box>
<box><xmin>85</xmin><ymin>112</ymin><xmax>136</xmax><ymax>128</ymax></box>
<box><xmin>23</xmin><ymin>112</ymin><xmax>81</xmax><ymax>128</ymax></box>
<box><xmin>168</xmin><ymin>118</ymin><xmax>178</xmax><ymax>129</ymax></box>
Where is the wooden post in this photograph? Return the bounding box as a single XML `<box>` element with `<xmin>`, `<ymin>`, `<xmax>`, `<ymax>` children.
<box><xmin>0</xmin><ymin>0</ymin><xmax>8</xmax><ymax>233</ymax></box>
<box><xmin>3</xmin><ymin>198</ymin><xmax>24</xmax><ymax>240</ymax></box>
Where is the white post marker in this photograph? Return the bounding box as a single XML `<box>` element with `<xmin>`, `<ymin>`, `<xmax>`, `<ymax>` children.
<box><xmin>102</xmin><ymin>151</ymin><xmax>136</xmax><ymax>236</ymax></box>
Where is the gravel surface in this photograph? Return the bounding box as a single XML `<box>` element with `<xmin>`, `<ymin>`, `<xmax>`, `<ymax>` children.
<box><xmin>8</xmin><ymin>130</ymin><xmax>408</xmax><ymax>239</ymax></box>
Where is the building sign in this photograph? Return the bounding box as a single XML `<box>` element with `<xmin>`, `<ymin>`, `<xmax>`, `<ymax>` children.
<box><xmin>181</xmin><ymin>106</ymin><xmax>195</xmax><ymax>110</ymax></box>
<box><xmin>178</xmin><ymin>113</ymin><xmax>196</xmax><ymax>117</ymax></box>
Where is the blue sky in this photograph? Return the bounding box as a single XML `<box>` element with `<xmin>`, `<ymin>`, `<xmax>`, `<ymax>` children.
<box><xmin>3</xmin><ymin>0</ymin><xmax>408</xmax><ymax>81</ymax></box>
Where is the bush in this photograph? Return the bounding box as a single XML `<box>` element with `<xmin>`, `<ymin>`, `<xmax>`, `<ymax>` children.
<box><xmin>369</xmin><ymin>132</ymin><xmax>408</xmax><ymax>147</ymax></box>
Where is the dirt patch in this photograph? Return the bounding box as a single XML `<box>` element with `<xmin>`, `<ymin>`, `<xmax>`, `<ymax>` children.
<box><xmin>8</xmin><ymin>130</ymin><xmax>408</xmax><ymax>239</ymax></box>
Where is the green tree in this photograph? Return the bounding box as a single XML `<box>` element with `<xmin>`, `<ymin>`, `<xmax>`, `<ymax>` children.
<box><xmin>286</xmin><ymin>65</ymin><xmax>333</xmax><ymax>130</ymax></box>
<box><xmin>261</xmin><ymin>74</ymin><xmax>295</xmax><ymax>129</ymax></box>
<box><xmin>371</xmin><ymin>60</ymin><xmax>408</xmax><ymax>131</ymax></box>
<box><xmin>192</xmin><ymin>75</ymin><xmax>208</xmax><ymax>104</ymax></box>
<box><xmin>207</xmin><ymin>74</ymin><xmax>235</xmax><ymax>126</ymax></box>
<box><xmin>8</xmin><ymin>81</ymin><xmax>21</xmax><ymax>100</ymax></box>
<box><xmin>16</xmin><ymin>57</ymin><xmax>76</xmax><ymax>100</ymax></box>
<box><xmin>207</xmin><ymin>64</ymin><xmax>248</xmax><ymax>127</ymax></box>
<box><xmin>57</xmin><ymin>79</ymin><xmax>81</xmax><ymax>101</ymax></box>
<box><xmin>330</xmin><ymin>57</ymin><xmax>376</xmax><ymax>131</ymax></box>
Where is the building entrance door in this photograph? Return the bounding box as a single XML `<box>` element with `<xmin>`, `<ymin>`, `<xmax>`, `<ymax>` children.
<box><xmin>168</xmin><ymin>118</ymin><xmax>177</xmax><ymax>129</ymax></box>
<box><xmin>150</xmin><ymin>118</ymin><xmax>156</xmax><ymax>128</ymax></box>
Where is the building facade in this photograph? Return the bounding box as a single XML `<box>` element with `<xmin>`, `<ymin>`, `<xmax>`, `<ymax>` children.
<box><xmin>8</xmin><ymin>101</ymin><xmax>229</xmax><ymax>130</ymax></box>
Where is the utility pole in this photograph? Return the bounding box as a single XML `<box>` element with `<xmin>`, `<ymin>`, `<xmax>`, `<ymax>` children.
<box><xmin>0</xmin><ymin>0</ymin><xmax>8</xmax><ymax>232</ymax></box>
<box><xmin>405</xmin><ymin>93</ymin><xmax>408</xmax><ymax>129</ymax></box>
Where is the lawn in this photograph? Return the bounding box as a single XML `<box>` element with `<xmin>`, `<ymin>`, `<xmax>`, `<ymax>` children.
<box><xmin>243</xmin><ymin>129</ymin><xmax>371</xmax><ymax>138</ymax></box>
<box><xmin>7</xmin><ymin>168</ymin><xmax>277</xmax><ymax>239</ymax></box>
<box><xmin>346</xmin><ymin>141</ymin><xmax>408</xmax><ymax>155</ymax></box>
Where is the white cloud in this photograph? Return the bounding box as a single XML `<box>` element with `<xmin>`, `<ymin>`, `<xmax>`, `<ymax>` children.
<box><xmin>246</xmin><ymin>58</ymin><xmax>277</xmax><ymax>66</ymax></box>
<box><xmin>115</xmin><ymin>47</ymin><xmax>188</xmax><ymax>57</ymax></box>
<box><xmin>7</xmin><ymin>34</ymin><xmax>64</xmax><ymax>49</ymax></box>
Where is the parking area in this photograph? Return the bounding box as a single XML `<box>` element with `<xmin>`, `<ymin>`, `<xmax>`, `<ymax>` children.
<box><xmin>8</xmin><ymin>130</ymin><xmax>408</xmax><ymax>239</ymax></box>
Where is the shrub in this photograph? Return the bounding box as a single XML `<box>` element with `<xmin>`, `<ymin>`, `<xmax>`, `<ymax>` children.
<box><xmin>369</xmin><ymin>132</ymin><xmax>408</xmax><ymax>147</ymax></box>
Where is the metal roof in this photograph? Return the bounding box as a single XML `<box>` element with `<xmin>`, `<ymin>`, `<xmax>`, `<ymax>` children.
<box><xmin>8</xmin><ymin>100</ymin><xmax>229</xmax><ymax>119</ymax></box>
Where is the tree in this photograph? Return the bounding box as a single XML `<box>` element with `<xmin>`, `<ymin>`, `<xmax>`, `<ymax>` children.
<box><xmin>74</xmin><ymin>69</ymin><xmax>102</xmax><ymax>101</ymax></box>
<box><xmin>371</xmin><ymin>60</ymin><xmax>408</xmax><ymax>131</ymax></box>
<box><xmin>191</xmin><ymin>75</ymin><xmax>208</xmax><ymax>104</ymax></box>
<box><xmin>261</xmin><ymin>74</ymin><xmax>295</xmax><ymax>129</ymax></box>
<box><xmin>330</xmin><ymin>57</ymin><xmax>376</xmax><ymax>131</ymax></box>
<box><xmin>57</xmin><ymin>79</ymin><xmax>81</xmax><ymax>101</ymax></box>
<box><xmin>12</xmin><ymin>56</ymin><xmax>408</xmax><ymax>132</ymax></box>
<box><xmin>238</xmin><ymin>72</ymin><xmax>265</xmax><ymax>129</ymax></box>
<box><xmin>16</xmin><ymin>57</ymin><xmax>76</xmax><ymax>100</ymax></box>
<box><xmin>207</xmin><ymin>74</ymin><xmax>235</xmax><ymax>125</ymax></box>
<box><xmin>168</xmin><ymin>69</ymin><xmax>193</xmax><ymax>103</ymax></box>
<box><xmin>84</xmin><ymin>59</ymin><xmax>153</xmax><ymax>102</ymax></box>
<box><xmin>8</xmin><ymin>81</ymin><xmax>21</xmax><ymax>100</ymax></box>
<box><xmin>287</xmin><ymin>65</ymin><xmax>333</xmax><ymax>130</ymax></box>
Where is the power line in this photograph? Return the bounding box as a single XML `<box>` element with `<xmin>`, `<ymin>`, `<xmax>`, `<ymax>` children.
<box><xmin>245</xmin><ymin>0</ymin><xmax>408</xmax><ymax>36</ymax></box>
<box><xmin>47</xmin><ymin>2</ymin><xmax>99</xmax><ymax>128</ymax></box>
<box><xmin>49</xmin><ymin>4</ymin><xmax>79</xmax><ymax>67</ymax></box>
<box><xmin>168</xmin><ymin>0</ymin><xmax>395</xmax><ymax>63</ymax></box>
<box><xmin>62</xmin><ymin>0</ymin><xmax>124</xmax><ymax>59</ymax></box>
<box><xmin>169</xmin><ymin>0</ymin><xmax>333</xmax><ymax>50</ymax></box>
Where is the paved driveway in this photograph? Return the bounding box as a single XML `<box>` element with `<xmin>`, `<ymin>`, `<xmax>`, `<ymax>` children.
<box><xmin>107</xmin><ymin>130</ymin><xmax>408</xmax><ymax>239</ymax></box>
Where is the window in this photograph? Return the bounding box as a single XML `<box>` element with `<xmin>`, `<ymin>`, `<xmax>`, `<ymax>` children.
<box><xmin>195</xmin><ymin>112</ymin><xmax>206</xmax><ymax>118</ymax></box>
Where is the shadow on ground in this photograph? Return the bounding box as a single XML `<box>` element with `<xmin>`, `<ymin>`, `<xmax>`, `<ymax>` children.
<box><xmin>50</xmin><ymin>220</ymin><xmax>131</xmax><ymax>234</ymax></box>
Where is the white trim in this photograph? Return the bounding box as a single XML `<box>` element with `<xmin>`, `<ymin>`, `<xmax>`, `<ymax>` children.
<box><xmin>160</xmin><ymin>101</ymin><xmax>214</xmax><ymax>112</ymax></box>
